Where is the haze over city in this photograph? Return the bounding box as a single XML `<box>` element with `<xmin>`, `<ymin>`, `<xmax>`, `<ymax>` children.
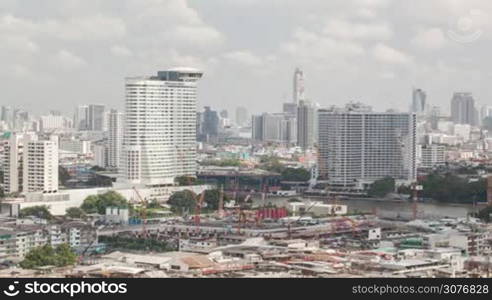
<box><xmin>2</xmin><ymin>0</ymin><xmax>492</xmax><ymax>115</ymax></box>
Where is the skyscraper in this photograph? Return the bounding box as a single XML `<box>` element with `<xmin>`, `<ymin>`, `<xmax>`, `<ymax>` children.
<box><xmin>88</xmin><ymin>104</ymin><xmax>106</xmax><ymax>131</ymax></box>
<box><xmin>122</xmin><ymin>68</ymin><xmax>203</xmax><ymax>185</ymax></box>
<box><xmin>318</xmin><ymin>103</ymin><xmax>417</xmax><ymax>190</ymax></box>
<box><xmin>451</xmin><ymin>92</ymin><xmax>478</xmax><ymax>126</ymax></box>
<box><xmin>251</xmin><ymin>113</ymin><xmax>296</xmax><ymax>144</ymax></box>
<box><xmin>201</xmin><ymin>106</ymin><xmax>219</xmax><ymax>142</ymax></box>
<box><xmin>297</xmin><ymin>100</ymin><xmax>317</xmax><ymax>150</ymax></box>
<box><xmin>74</xmin><ymin>105</ymin><xmax>89</xmax><ymax>131</ymax></box>
<box><xmin>412</xmin><ymin>88</ymin><xmax>426</xmax><ymax>115</ymax></box>
<box><xmin>108</xmin><ymin>109</ymin><xmax>124</xmax><ymax>169</ymax></box>
<box><xmin>235</xmin><ymin>106</ymin><xmax>249</xmax><ymax>127</ymax></box>
<box><xmin>293</xmin><ymin>67</ymin><xmax>305</xmax><ymax>104</ymax></box>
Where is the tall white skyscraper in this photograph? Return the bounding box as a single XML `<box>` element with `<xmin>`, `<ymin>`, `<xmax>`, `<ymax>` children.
<box><xmin>318</xmin><ymin>103</ymin><xmax>417</xmax><ymax>190</ymax></box>
<box><xmin>293</xmin><ymin>67</ymin><xmax>305</xmax><ymax>104</ymax></box>
<box><xmin>108</xmin><ymin>109</ymin><xmax>124</xmax><ymax>169</ymax></box>
<box><xmin>74</xmin><ymin>105</ymin><xmax>89</xmax><ymax>131</ymax></box>
<box><xmin>122</xmin><ymin>68</ymin><xmax>203</xmax><ymax>185</ymax></box>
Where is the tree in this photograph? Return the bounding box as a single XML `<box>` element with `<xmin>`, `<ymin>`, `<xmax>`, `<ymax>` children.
<box><xmin>59</xmin><ymin>166</ymin><xmax>71</xmax><ymax>186</ymax></box>
<box><xmin>81</xmin><ymin>191</ymin><xmax>129</xmax><ymax>214</ymax></box>
<box><xmin>203</xmin><ymin>189</ymin><xmax>229</xmax><ymax>210</ymax></box>
<box><xmin>367</xmin><ymin>177</ymin><xmax>395</xmax><ymax>197</ymax></box>
<box><xmin>421</xmin><ymin>172</ymin><xmax>486</xmax><ymax>203</ymax></box>
<box><xmin>259</xmin><ymin>156</ymin><xmax>285</xmax><ymax>173</ymax></box>
<box><xmin>168</xmin><ymin>190</ymin><xmax>196</xmax><ymax>214</ymax></box>
<box><xmin>19</xmin><ymin>205</ymin><xmax>53</xmax><ymax>221</ymax></box>
<box><xmin>281</xmin><ymin>168</ymin><xmax>310</xmax><ymax>181</ymax></box>
<box><xmin>20</xmin><ymin>244</ymin><xmax>77</xmax><ymax>269</ymax></box>
<box><xmin>66</xmin><ymin>207</ymin><xmax>86</xmax><ymax>219</ymax></box>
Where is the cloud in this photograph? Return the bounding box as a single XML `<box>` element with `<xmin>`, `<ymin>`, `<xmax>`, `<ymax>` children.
<box><xmin>56</xmin><ymin>50</ymin><xmax>87</xmax><ymax>70</ymax></box>
<box><xmin>412</xmin><ymin>28</ymin><xmax>448</xmax><ymax>50</ymax></box>
<box><xmin>223</xmin><ymin>51</ymin><xmax>263</xmax><ymax>66</ymax></box>
<box><xmin>110</xmin><ymin>45</ymin><xmax>133</xmax><ymax>57</ymax></box>
<box><xmin>323</xmin><ymin>19</ymin><xmax>393</xmax><ymax>41</ymax></box>
<box><xmin>372</xmin><ymin>43</ymin><xmax>412</xmax><ymax>65</ymax></box>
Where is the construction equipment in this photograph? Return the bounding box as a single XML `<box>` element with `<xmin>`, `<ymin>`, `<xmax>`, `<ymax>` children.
<box><xmin>194</xmin><ymin>191</ymin><xmax>205</xmax><ymax>226</ymax></box>
<box><xmin>411</xmin><ymin>183</ymin><xmax>423</xmax><ymax>220</ymax></box>
<box><xmin>133</xmin><ymin>187</ymin><xmax>148</xmax><ymax>237</ymax></box>
<box><xmin>218</xmin><ymin>185</ymin><xmax>224</xmax><ymax>218</ymax></box>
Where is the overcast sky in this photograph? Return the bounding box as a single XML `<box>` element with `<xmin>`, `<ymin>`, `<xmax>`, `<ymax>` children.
<box><xmin>1</xmin><ymin>0</ymin><xmax>492</xmax><ymax>116</ymax></box>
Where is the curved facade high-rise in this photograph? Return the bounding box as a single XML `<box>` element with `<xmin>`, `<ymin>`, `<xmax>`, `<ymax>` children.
<box><xmin>122</xmin><ymin>68</ymin><xmax>203</xmax><ymax>185</ymax></box>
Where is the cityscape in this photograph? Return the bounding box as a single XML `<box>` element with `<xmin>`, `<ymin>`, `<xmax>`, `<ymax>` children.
<box><xmin>1</xmin><ymin>0</ymin><xmax>492</xmax><ymax>280</ymax></box>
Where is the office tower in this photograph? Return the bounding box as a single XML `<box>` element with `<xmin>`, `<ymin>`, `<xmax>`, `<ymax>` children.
<box><xmin>40</xmin><ymin>115</ymin><xmax>67</xmax><ymax>132</ymax></box>
<box><xmin>481</xmin><ymin>105</ymin><xmax>492</xmax><ymax>123</ymax></box>
<box><xmin>92</xmin><ymin>144</ymin><xmax>108</xmax><ymax>169</ymax></box>
<box><xmin>107</xmin><ymin>109</ymin><xmax>124</xmax><ymax>169</ymax></box>
<box><xmin>88</xmin><ymin>104</ymin><xmax>106</xmax><ymax>131</ymax></box>
<box><xmin>293</xmin><ymin>67</ymin><xmax>305</xmax><ymax>104</ymax></box>
<box><xmin>235</xmin><ymin>106</ymin><xmax>249</xmax><ymax>127</ymax></box>
<box><xmin>451</xmin><ymin>92</ymin><xmax>478</xmax><ymax>126</ymax></box>
<box><xmin>428</xmin><ymin>106</ymin><xmax>441</xmax><ymax>130</ymax></box>
<box><xmin>2</xmin><ymin>133</ymin><xmax>58</xmax><ymax>194</ymax></box>
<box><xmin>318</xmin><ymin>103</ymin><xmax>417</xmax><ymax>189</ymax></box>
<box><xmin>122</xmin><ymin>68</ymin><xmax>203</xmax><ymax>185</ymax></box>
<box><xmin>251</xmin><ymin>113</ymin><xmax>296</xmax><ymax>144</ymax></box>
<box><xmin>412</xmin><ymin>88</ymin><xmax>426</xmax><ymax>116</ymax></box>
<box><xmin>74</xmin><ymin>105</ymin><xmax>89</xmax><ymax>131</ymax></box>
<box><xmin>201</xmin><ymin>106</ymin><xmax>219</xmax><ymax>142</ymax></box>
<box><xmin>297</xmin><ymin>100</ymin><xmax>317</xmax><ymax>150</ymax></box>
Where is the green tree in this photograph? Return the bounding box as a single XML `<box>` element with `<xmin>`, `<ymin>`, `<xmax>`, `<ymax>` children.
<box><xmin>367</xmin><ymin>177</ymin><xmax>395</xmax><ymax>197</ymax></box>
<box><xmin>59</xmin><ymin>166</ymin><xmax>71</xmax><ymax>186</ymax></box>
<box><xmin>281</xmin><ymin>168</ymin><xmax>310</xmax><ymax>181</ymax></box>
<box><xmin>421</xmin><ymin>172</ymin><xmax>486</xmax><ymax>203</ymax></box>
<box><xmin>20</xmin><ymin>244</ymin><xmax>77</xmax><ymax>269</ymax></box>
<box><xmin>168</xmin><ymin>190</ymin><xmax>196</xmax><ymax>214</ymax></box>
<box><xmin>66</xmin><ymin>207</ymin><xmax>86</xmax><ymax>219</ymax></box>
<box><xmin>81</xmin><ymin>191</ymin><xmax>128</xmax><ymax>214</ymax></box>
<box><xmin>259</xmin><ymin>156</ymin><xmax>285</xmax><ymax>173</ymax></box>
<box><xmin>19</xmin><ymin>205</ymin><xmax>53</xmax><ymax>221</ymax></box>
<box><xmin>203</xmin><ymin>189</ymin><xmax>229</xmax><ymax>210</ymax></box>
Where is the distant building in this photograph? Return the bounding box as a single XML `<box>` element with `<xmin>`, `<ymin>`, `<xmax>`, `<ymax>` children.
<box><xmin>107</xmin><ymin>109</ymin><xmax>124</xmax><ymax>169</ymax></box>
<box><xmin>235</xmin><ymin>106</ymin><xmax>249</xmax><ymax>127</ymax></box>
<box><xmin>200</xmin><ymin>106</ymin><xmax>219</xmax><ymax>142</ymax></box>
<box><xmin>451</xmin><ymin>92</ymin><xmax>478</xmax><ymax>126</ymax></box>
<box><xmin>418</xmin><ymin>144</ymin><xmax>445</xmax><ymax>169</ymax></box>
<box><xmin>412</xmin><ymin>88</ymin><xmax>427</xmax><ymax>116</ymax></box>
<box><xmin>74</xmin><ymin>105</ymin><xmax>89</xmax><ymax>131</ymax></box>
<box><xmin>318</xmin><ymin>103</ymin><xmax>417</xmax><ymax>190</ymax></box>
<box><xmin>87</xmin><ymin>104</ymin><xmax>106</xmax><ymax>131</ymax></box>
<box><xmin>293</xmin><ymin>67</ymin><xmax>305</xmax><ymax>104</ymax></box>
<box><xmin>251</xmin><ymin>113</ymin><xmax>296</xmax><ymax>144</ymax></box>
<box><xmin>297</xmin><ymin>100</ymin><xmax>317</xmax><ymax>150</ymax></box>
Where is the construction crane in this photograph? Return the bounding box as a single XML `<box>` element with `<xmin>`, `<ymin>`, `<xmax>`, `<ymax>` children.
<box><xmin>194</xmin><ymin>191</ymin><xmax>205</xmax><ymax>226</ymax></box>
<box><xmin>411</xmin><ymin>183</ymin><xmax>423</xmax><ymax>220</ymax></box>
<box><xmin>132</xmin><ymin>187</ymin><xmax>148</xmax><ymax>237</ymax></box>
<box><xmin>287</xmin><ymin>201</ymin><xmax>319</xmax><ymax>239</ymax></box>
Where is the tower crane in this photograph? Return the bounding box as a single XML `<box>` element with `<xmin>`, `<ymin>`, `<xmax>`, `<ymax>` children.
<box><xmin>132</xmin><ymin>187</ymin><xmax>148</xmax><ymax>237</ymax></box>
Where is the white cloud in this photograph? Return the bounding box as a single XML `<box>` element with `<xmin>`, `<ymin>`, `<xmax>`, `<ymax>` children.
<box><xmin>372</xmin><ymin>43</ymin><xmax>412</xmax><ymax>65</ymax></box>
<box><xmin>412</xmin><ymin>28</ymin><xmax>447</xmax><ymax>50</ymax></box>
<box><xmin>110</xmin><ymin>45</ymin><xmax>133</xmax><ymax>57</ymax></box>
<box><xmin>223</xmin><ymin>51</ymin><xmax>263</xmax><ymax>66</ymax></box>
<box><xmin>57</xmin><ymin>50</ymin><xmax>87</xmax><ymax>70</ymax></box>
<box><xmin>323</xmin><ymin>19</ymin><xmax>392</xmax><ymax>41</ymax></box>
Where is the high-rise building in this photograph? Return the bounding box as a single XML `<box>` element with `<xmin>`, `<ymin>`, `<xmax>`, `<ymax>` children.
<box><xmin>297</xmin><ymin>100</ymin><xmax>317</xmax><ymax>150</ymax></box>
<box><xmin>200</xmin><ymin>106</ymin><xmax>219</xmax><ymax>142</ymax></box>
<box><xmin>107</xmin><ymin>109</ymin><xmax>124</xmax><ymax>169</ymax></box>
<box><xmin>318</xmin><ymin>103</ymin><xmax>417</xmax><ymax>190</ymax></box>
<box><xmin>122</xmin><ymin>68</ymin><xmax>203</xmax><ymax>185</ymax></box>
<box><xmin>480</xmin><ymin>105</ymin><xmax>492</xmax><ymax>123</ymax></box>
<box><xmin>235</xmin><ymin>106</ymin><xmax>249</xmax><ymax>127</ymax></box>
<box><xmin>251</xmin><ymin>113</ymin><xmax>296</xmax><ymax>144</ymax></box>
<box><xmin>74</xmin><ymin>105</ymin><xmax>89</xmax><ymax>131</ymax></box>
<box><xmin>293</xmin><ymin>67</ymin><xmax>305</xmax><ymax>104</ymax></box>
<box><xmin>412</xmin><ymin>88</ymin><xmax>426</xmax><ymax>116</ymax></box>
<box><xmin>88</xmin><ymin>104</ymin><xmax>106</xmax><ymax>131</ymax></box>
<box><xmin>451</xmin><ymin>92</ymin><xmax>478</xmax><ymax>126</ymax></box>
<box><xmin>2</xmin><ymin>133</ymin><xmax>58</xmax><ymax>194</ymax></box>
<box><xmin>418</xmin><ymin>144</ymin><xmax>445</xmax><ymax>169</ymax></box>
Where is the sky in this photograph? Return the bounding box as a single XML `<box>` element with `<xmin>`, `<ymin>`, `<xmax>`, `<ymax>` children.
<box><xmin>1</xmin><ymin>0</ymin><xmax>492</xmax><ymax>117</ymax></box>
